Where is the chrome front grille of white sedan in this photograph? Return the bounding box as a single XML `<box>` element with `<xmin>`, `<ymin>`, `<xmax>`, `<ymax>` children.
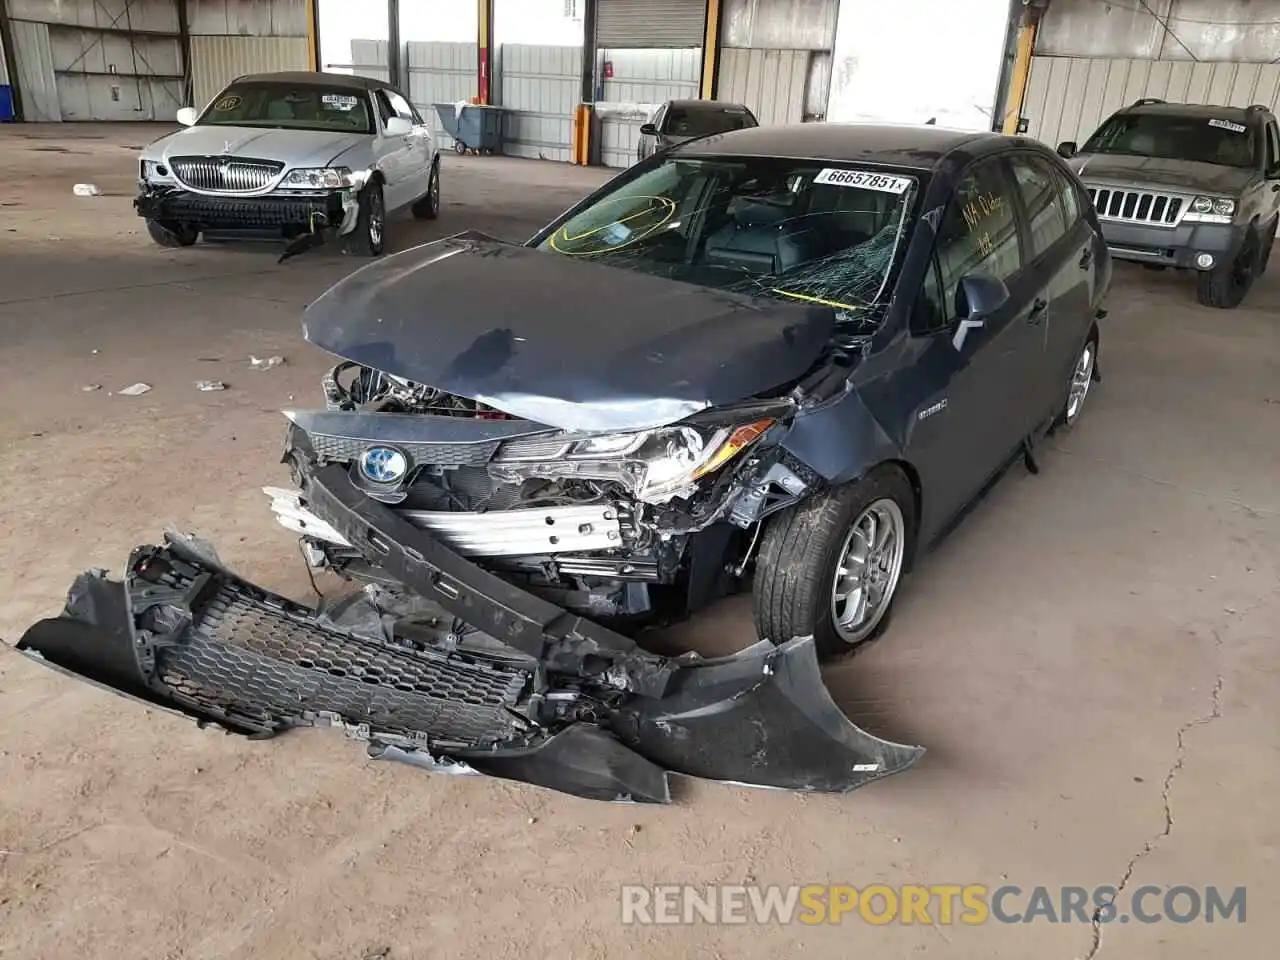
<box><xmin>171</xmin><ymin>157</ymin><xmax>284</xmax><ymax>193</ymax></box>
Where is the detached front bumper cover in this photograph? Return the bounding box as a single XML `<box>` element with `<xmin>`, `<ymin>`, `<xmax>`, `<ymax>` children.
<box><xmin>16</xmin><ymin>513</ymin><xmax>923</xmax><ymax>804</ymax></box>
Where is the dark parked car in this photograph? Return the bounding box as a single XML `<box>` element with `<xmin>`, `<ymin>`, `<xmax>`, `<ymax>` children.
<box><xmin>636</xmin><ymin>98</ymin><xmax>757</xmax><ymax>161</ymax></box>
<box><xmin>1058</xmin><ymin>99</ymin><xmax>1280</xmax><ymax>308</ymax></box>
<box><xmin>17</xmin><ymin>124</ymin><xmax>1109</xmax><ymax>804</ymax></box>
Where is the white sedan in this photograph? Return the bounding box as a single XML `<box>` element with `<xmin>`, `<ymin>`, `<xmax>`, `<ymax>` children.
<box><xmin>136</xmin><ymin>71</ymin><xmax>441</xmax><ymax>257</ymax></box>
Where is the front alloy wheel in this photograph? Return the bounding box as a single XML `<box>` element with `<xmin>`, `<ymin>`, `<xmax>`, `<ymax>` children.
<box><xmin>343</xmin><ymin>181</ymin><xmax>385</xmax><ymax>257</ymax></box>
<box><xmin>830</xmin><ymin>500</ymin><xmax>907</xmax><ymax>644</ymax></box>
<box><xmin>753</xmin><ymin>466</ymin><xmax>916</xmax><ymax>660</ymax></box>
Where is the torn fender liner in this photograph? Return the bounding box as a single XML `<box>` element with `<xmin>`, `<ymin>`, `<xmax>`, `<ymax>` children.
<box><xmin>612</xmin><ymin>638</ymin><xmax>924</xmax><ymax>792</ymax></box>
<box><xmin>16</xmin><ymin>537</ymin><xmax>924</xmax><ymax>803</ymax></box>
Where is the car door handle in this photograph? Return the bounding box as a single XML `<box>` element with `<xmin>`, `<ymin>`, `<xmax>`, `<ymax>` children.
<box><xmin>1078</xmin><ymin>247</ymin><xmax>1093</xmax><ymax>269</ymax></box>
<box><xmin>1027</xmin><ymin>298</ymin><xmax>1048</xmax><ymax>324</ymax></box>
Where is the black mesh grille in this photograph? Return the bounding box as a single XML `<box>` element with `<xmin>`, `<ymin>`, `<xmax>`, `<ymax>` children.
<box><xmin>156</xmin><ymin>581</ymin><xmax>530</xmax><ymax>747</ymax></box>
<box><xmin>309</xmin><ymin>433</ymin><xmax>501</xmax><ymax>467</ymax></box>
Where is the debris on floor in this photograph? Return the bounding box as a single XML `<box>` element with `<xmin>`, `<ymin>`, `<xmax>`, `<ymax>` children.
<box><xmin>72</xmin><ymin>183</ymin><xmax>102</xmax><ymax>197</ymax></box>
<box><xmin>81</xmin><ymin>384</ymin><xmax>102</xmax><ymax>392</ymax></box>
<box><xmin>117</xmin><ymin>382</ymin><xmax>151</xmax><ymax>396</ymax></box>
<box><xmin>249</xmin><ymin>355</ymin><xmax>285</xmax><ymax>370</ymax></box>
<box><xmin>195</xmin><ymin>380</ymin><xmax>227</xmax><ymax>392</ymax></box>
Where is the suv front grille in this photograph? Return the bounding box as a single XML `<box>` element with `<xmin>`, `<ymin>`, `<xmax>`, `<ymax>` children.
<box><xmin>171</xmin><ymin>156</ymin><xmax>284</xmax><ymax>193</ymax></box>
<box><xmin>1087</xmin><ymin>187</ymin><xmax>1184</xmax><ymax>226</ymax></box>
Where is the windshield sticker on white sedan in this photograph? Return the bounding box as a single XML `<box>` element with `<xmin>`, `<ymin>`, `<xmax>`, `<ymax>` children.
<box><xmin>322</xmin><ymin>94</ymin><xmax>359</xmax><ymax>111</ymax></box>
<box><xmin>814</xmin><ymin>168</ymin><xmax>913</xmax><ymax>194</ymax></box>
<box><xmin>213</xmin><ymin>95</ymin><xmax>241</xmax><ymax>111</ymax></box>
<box><xmin>1209</xmin><ymin>118</ymin><xmax>1247</xmax><ymax>134</ymax></box>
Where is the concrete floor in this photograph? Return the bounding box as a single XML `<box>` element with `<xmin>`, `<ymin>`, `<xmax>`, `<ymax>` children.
<box><xmin>0</xmin><ymin>124</ymin><xmax>1276</xmax><ymax>960</ymax></box>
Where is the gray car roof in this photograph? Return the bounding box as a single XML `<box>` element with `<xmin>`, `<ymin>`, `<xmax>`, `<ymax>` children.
<box><xmin>232</xmin><ymin>71</ymin><xmax>387</xmax><ymax>91</ymax></box>
<box><xmin>674</xmin><ymin>122</ymin><xmax>993</xmax><ymax>169</ymax></box>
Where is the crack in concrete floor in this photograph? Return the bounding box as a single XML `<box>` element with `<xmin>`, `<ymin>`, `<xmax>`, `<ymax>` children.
<box><xmin>1081</xmin><ymin>666</ymin><xmax>1226</xmax><ymax>960</ymax></box>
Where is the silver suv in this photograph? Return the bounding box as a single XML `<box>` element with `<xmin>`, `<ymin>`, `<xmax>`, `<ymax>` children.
<box><xmin>1058</xmin><ymin>99</ymin><xmax>1280</xmax><ymax>308</ymax></box>
<box><xmin>136</xmin><ymin>71</ymin><xmax>441</xmax><ymax>259</ymax></box>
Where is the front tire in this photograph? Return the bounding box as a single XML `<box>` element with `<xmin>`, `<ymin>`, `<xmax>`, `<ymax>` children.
<box><xmin>1196</xmin><ymin>230</ymin><xmax>1257</xmax><ymax>308</ymax></box>
<box><xmin>342</xmin><ymin>181</ymin><xmax>385</xmax><ymax>257</ymax></box>
<box><xmin>753</xmin><ymin>466</ymin><xmax>916</xmax><ymax>661</ymax></box>
<box><xmin>411</xmin><ymin>161</ymin><xmax>440</xmax><ymax>220</ymax></box>
<box><xmin>146</xmin><ymin>219</ymin><xmax>197</xmax><ymax>248</ymax></box>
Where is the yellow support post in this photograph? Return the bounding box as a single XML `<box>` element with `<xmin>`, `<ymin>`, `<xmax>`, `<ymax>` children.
<box><xmin>1002</xmin><ymin>20</ymin><xmax>1036</xmax><ymax>135</ymax></box>
<box><xmin>305</xmin><ymin>0</ymin><xmax>319</xmax><ymax>72</ymax></box>
<box><xmin>699</xmin><ymin>0</ymin><xmax>723</xmax><ymax>100</ymax></box>
<box><xmin>478</xmin><ymin>0</ymin><xmax>494</xmax><ymax>104</ymax></box>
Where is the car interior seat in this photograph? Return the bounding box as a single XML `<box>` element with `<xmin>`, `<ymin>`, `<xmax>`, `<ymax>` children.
<box><xmin>267</xmin><ymin>99</ymin><xmax>296</xmax><ymax>121</ymax></box>
<box><xmin>702</xmin><ymin>194</ymin><xmax>819</xmax><ymax>274</ymax></box>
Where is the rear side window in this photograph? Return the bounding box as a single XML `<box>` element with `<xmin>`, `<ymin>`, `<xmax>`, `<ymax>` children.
<box><xmin>913</xmin><ymin>157</ymin><xmax>1023</xmax><ymax>332</ymax></box>
<box><xmin>661</xmin><ymin>106</ymin><xmax>755</xmax><ymax>137</ymax></box>
<box><xmin>1267</xmin><ymin>122</ymin><xmax>1280</xmax><ymax>171</ymax></box>
<box><xmin>1009</xmin><ymin>155</ymin><xmax>1070</xmax><ymax>259</ymax></box>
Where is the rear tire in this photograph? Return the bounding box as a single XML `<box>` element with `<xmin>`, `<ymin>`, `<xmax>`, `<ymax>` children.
<box><xmin>1058</xmin><ymin>330</ymin><xmax>1099</xmax><ymax>430</ymax></box>
<box><xmin>454</xmin><ymin>140</ymin><xmax>467</xmax><ymax>155</ymax></box>
<box><xmin>342</xmin><ymin>181</ymin><xmax>385</xmax><ymax>257</ymax></box>
<box><xmin>411</xmin><ymin>161</ymin><xmax>440</xmax><ymax>220</ymax></box>
<box><xmin>753</xmin><ymin>466</ymin><xmax>916</xmax><ymax>661</ymax></box>
<box><xmin>1196</xmin><ymin>230</ymin><xmax>1257</xmax><ymax>308</ymax></box>
<box><xmin>146</xmin><ymin>219</ymin><xmax>197</xmax><ymax>248</ymax></box>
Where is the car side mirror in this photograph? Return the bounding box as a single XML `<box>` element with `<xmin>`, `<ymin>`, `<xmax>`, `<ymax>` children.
<box><xmin>639</xmin><ymin>122</ymin><xmax>658</xmax><ymax>136</ymax></box>
<box><xmin>956</xmin><ymin>275</ymin><xmax>1009</xmax><ymax>321</ymax></box>
<box><xmin>176</xmin><ymin>106</ymin><xmax>198</xmax><ymax>126</ymax></box>
<box><xmin>384</xmin><ymin>116</ymin><xmax>412</xmax><ymax>137</ymax></box>
<box><xmin>1057</xmin><ymin>141</ymin><xmax>1077</xmax><ymax>159</ymax></box>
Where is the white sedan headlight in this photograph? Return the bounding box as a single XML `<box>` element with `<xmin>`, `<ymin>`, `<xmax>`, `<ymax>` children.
<box><xmin>495</xmin><ymin>420</ymin><xmax>774</xmax><ymax>504</ymax></box>
<box><xmin>278</xmin><ymin>167</ymin><xmax>356</xmax><ymax>190</ymax></box>
<box><xmin>141</xmin><ymin>159</ymin><xmax>172</xmax><ymax>181</ymax></box>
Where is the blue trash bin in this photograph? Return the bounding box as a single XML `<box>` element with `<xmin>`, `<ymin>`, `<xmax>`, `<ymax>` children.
<box><xmin>433</xmin><ymin>102</ymin><xmax>504</xmax><ymax>155</ymax></box>
<box><xmin>0</xmin><ymin>86</ymin><xmax>15</xmax><ymax>123</ymax></box>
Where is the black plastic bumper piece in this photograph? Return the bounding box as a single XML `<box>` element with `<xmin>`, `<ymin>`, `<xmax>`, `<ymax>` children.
<box><xmin>16</xmin><ymin>537</ymin><xmax>925</xmax><ymax>803</ymax></box>
<box><xmin>135</xmin><ymin>187</ymin><xmax>344</xmax><ymax>230</ymax></box>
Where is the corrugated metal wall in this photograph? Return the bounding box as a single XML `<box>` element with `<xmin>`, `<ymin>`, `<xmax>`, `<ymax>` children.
<box><xmin>499</xmin><ymin>44</ymin><xmax>581</xmax><ymax>161</ymax></box>
<box><xmin>596</xmin><ymin>0</ymin><xmax>705</xmax><ymax>48</ymax></box>
<box><xmin>717</xmin><ymin>47</ymin><xmax>808</xmax><ymax>124</ymax></box>
<box><xmin>346</xmin><ymin>38</ymin><xmax>391</xmax><ymax>81</ymax></box>
<box><xmin>407</xmin><ymin>41</ymin><xmax>478</xmax><ymax>150</ymax></box>
<box><xmin>598</xmin><ymin>47</ymin><xmax>700</xmax><ymax>167</ymax></box>
<box><xmin>190</xmin><ymin>35</ymin><xmax>309</xmax><ymax>109</ymax></box>
<box><xmin>1025</xmin><ymin>57</ymin><xmax>1280</xmax><ymax>148</ymax></box>
<box><xmin>9</xmin><ymin>19</ymin><xmax>59</xmax><ymax>121</ymax></box>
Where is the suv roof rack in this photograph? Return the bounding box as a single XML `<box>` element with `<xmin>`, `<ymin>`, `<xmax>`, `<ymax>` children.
<box><xmin>1132</xmin><ymin>97</ymin><xmax>1165</xmax><ymax>106</ymax></box>
<box><xmin>1245</xmin><ymin>103</ymin><xmax>1269</xmax><ymax>113</ymax></box>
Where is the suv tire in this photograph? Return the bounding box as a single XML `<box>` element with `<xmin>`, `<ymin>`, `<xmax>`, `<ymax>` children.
<box><xmin>1197</xmin><ymin>228</ymin><xmax>1258</xmax><ymax>309</ymax></box>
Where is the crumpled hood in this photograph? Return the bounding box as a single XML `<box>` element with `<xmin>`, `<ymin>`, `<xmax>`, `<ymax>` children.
<box><xmin>302</xmin><ymin>231</ymin><xmax>833</xmax><ymax>432</ymax></box>
<box><xmin>146</xmin><ymin>124</ymin><xmax>367</xmax><ymax>170</ymax></box>
<box><xmin>1072</xmin><ymin>152</ymin><xmax>1255</xmax><ymax>195</ymax></box>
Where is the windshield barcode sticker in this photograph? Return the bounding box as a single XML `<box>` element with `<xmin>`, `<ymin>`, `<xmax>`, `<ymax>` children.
<box><xmin>814</xmin><ymin>168</ymin><xmax>913</xmax><ymax>194</ymax></box>
<box><xmin>1208</xmin><ymin>118</ymin><xmax>1247</xmax><ymax>134</ymax></box>
<box><xmin>322</xmin><ymin>94</ymin><xmax>359</xmax><ymax>111</ymax></box>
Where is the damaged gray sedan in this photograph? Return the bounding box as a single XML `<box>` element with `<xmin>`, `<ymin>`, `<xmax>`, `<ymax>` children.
<box><xmin>19</xmin><ymin>123</ymin><xmax>1109</xmax><ymax>802</ymax></box>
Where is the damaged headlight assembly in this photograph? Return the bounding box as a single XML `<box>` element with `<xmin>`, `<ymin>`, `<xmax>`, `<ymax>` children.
<box><xmin>493</xmin><ymin>419</ymin><xmax>776</xmax><ymax>504</ymax></box>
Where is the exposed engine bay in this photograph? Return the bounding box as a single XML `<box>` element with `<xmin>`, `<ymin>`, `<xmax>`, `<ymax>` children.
<box><xmin>282</xmin><ymin>358</ymin><xmax>817</xmax><ymax>631</ymax></box>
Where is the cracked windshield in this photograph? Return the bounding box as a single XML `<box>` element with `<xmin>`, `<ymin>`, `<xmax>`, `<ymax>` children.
<box><xmin>538</xmin><ymin>157</ymin><xmax>917</xmax><ymax>323</ymax></box>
